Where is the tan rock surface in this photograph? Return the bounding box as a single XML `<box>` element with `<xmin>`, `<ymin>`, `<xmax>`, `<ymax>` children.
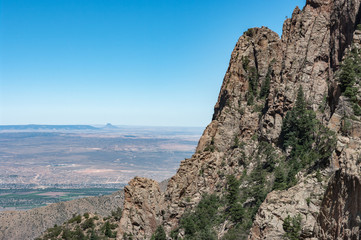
<box><xmin>118</xmin><ymin>177</ymin><xmax>164</xmax><ymax>240</ymax></box>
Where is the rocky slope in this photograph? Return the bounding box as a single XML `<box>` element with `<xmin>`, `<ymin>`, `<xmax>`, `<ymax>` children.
<box><xmin>38</xmin><ymin>0</ymin><xmax>361</xmax><ymax>239</ymax></box>
<box><xmin>0</xmin><ymin>190</ymin><xmax>124</xmax><ymax>240</ymax></box>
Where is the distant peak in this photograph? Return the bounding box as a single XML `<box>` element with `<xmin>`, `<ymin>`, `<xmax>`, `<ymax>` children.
<box><xmin>104</xmin><ymin>123</ymin><xmax>118</xmax><ymax>129</ymax></box>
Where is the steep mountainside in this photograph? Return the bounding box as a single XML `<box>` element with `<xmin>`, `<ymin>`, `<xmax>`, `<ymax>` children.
<box><xmin>37</xmin><ymin>0</ymin><xmax>361</xmax><ymax>239</ymax></box>
<box><xmin>0</xmin><ymin>190</ymin><xmax>124</xmax><ymax>240</ymax></box>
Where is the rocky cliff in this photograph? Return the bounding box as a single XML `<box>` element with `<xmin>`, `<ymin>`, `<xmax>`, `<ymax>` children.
<box><xmin>37</xmin><ymin>0</ymin><xmax>361</xmax><ymax>239</ymax></box>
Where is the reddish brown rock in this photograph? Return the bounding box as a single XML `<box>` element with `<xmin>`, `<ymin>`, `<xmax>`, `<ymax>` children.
<box><xmin>118</xmin><ymin>177</ymin><xmax>164</xmax><ymax>240</ymax></box>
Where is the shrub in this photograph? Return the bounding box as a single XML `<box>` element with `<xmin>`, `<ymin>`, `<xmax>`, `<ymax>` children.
<box><xmin>341</xmin><ymin>117</ymin><xmax>352</xmax><ymax>136</ymax></box>
<box><xmin>90</xmin><ymin>229</ymin><xmax>100</xmax><ymax>240</ymax></box>
<box><xmin>283</xmin><ymin>214</ymin><xmax>302</xmax><ymax>240</ymax></box>
<box><xmin>273</xmin><ymin>166</ymin><xmax>287</xmax><ymax>190</ymax></box>
<box><xmin>111</xmin><ymin>207</ymin><xmax>122</xmax><ymax>221</ymax></box>
<box><xmin>247</xmin><ymin>93</ymin><xmax>254</xmax><ymax>105</ymax></box>
<box><xmin>81</xmin><ymin>218</ymin><xmax>94</xmax><ymax>230</ymax></box>
<box><xmin>68</xmin><ymin>214</ymin><xmax>82</xmax><ymax>224</ymax></box>
<box><xmin>316</xmin><ymin>170</ymin><xmax>322</xmax><ymax>182</ymax></box>
<box><xmin>221</xmin><ymin>226</ymin><xmax>248</xmax><ymax>240</ymax></box>
<box><xmin>232</xmin><ymin>136</ymin><xmax>240</xmax><ymax>149</ymax></box>
<box><xmin>338</xmin><ymin>47</ymin><xmax>361</xmax><ymax>116</ymax></box>
<box><xmin>242</xmin><ymin>56</ymin><xmax>250</xmax><ymax>72</ymax></box>
<box><xmin>62</xmin><ymin>228</ymin><xmax>73</xmax><ymax>239</ymax></box>
<box><xmin>244</xmin><ymin>28</ymin><xmax>255</xmax><ymax>37</ymax></box>
<box><xmin>357</xmin><ymin>24</ymin><xmax>361</xmax><ymax>31</ymax></box>
<box><xmin>151</xmin><ymin>225</ymin><xmax>167</xmax><ymax>240</ymax></box>
<box><xmin>353</xmin><ymin>103</ymin><xmax>361</xmax><ymax>116</ymax></box>
<box><xmin>260</xmin><ymin>67</ymin><xmax>271</xmax><ymax>99</ymax></box>
<box><xmin>73</xmin><ymin>226</ymin><xmax>86</xmax><ymax>240</ymax></box>
<box><xmin>179</xmin><ymin>194</ymin><xmax>221</xmax><ymax>239</ymax></box>
<box><xmin>123</xmin><ymin>233</ymin><xmax>134</xmax><ymax>240</ymax></box>
<box><xmin>248</xmin><ymin>67</ymin><xmax>259</xmax><ymax>96</ymax></box>
<box><xmin>44</xmin><ymin>225</ymin><xmax>62</xmax><ymax>238</ymax></box>
<box><xmin>253</xmin><ymin>104</ymin><xmax>264</xmax><ymax>113</ymax></box>
<box><xmin>226</xmin><ymin>175</ymin><xmax>240</xmax><ymax>206</ymax></box>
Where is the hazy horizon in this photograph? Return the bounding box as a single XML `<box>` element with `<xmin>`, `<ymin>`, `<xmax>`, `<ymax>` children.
<box><xmin>0</xmin><ymin>123</ymin><xmax>206</xmax><ymax>128</ymax></box>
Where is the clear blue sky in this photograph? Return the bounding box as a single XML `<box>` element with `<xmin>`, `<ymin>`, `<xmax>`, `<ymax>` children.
<box><xmin>0</xmin><ymin>0</ymin><xmax>305</xmax><ymax>127</ymax></box>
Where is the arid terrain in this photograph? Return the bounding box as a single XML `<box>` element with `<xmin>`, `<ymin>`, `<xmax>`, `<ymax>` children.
<box><xmin>0</xmin><ymin>125</ymin><xmax>202</xmax><ymax>211</ymax></box>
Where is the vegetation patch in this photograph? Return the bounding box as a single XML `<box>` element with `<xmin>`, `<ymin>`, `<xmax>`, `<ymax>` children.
<box><xmin>36</xmin><ymin>211</ymin><xmax>120</xmax><ymax>240</ymax></box>
<box><xmin>278</xmin><ymin>87</ymin><xmax>336</xmax><ymax>189</ymax></box>
<box><xmin>151</xmin><ymin>226</ymin><xmax>167</xmax><ymax>240</ymax></box>
<box><xmin>174</xmin><ymin>194</ymin><xmax>222</xmax><ymax>240</ymax></box>
<box><xmin>282</xmin><ymin>214</ymin><xmax>302</xmax><ymax>240</ymax></box>
<box><xmin>338</xmin><ymin>47</ymin><xmax>361</xmax><ymax>116</ymax></box>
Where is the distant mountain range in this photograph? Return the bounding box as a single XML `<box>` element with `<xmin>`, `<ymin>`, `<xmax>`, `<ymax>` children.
<box><xmin>0</xmin><ymin>125</ymin><xmax>99</xmax><ymax>130</ymax></box>
<box><xmin>103</xmin><ymin>123</ymin><xmax>119</xmax><ymax>129</ymax></box>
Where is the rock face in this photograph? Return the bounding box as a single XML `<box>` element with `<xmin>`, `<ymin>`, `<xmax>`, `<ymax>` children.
<box><xmin>315</xmin><ymin>170</ymin><xmax>361</xmax><ymax>239</ymax></box>
<box><xmin>33</xmin><ymin>0</ymin><xmax>361</xmax><ymax>239</ymax></box>
<box><xmin>113</xmin><ymin>0</ymin><xmax>361</xmax><ymax>239</ymax></box>
<box><xmin>118</xmin><ymin>177</ymin><xmax>164</xmax><ymax>239</ymax></box>
<box><xmin>0</xmin><ymin>190</ymin><xmax>124</xmax><ymax>240</ymax></box>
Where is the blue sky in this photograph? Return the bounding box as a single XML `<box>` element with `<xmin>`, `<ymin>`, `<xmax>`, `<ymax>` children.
<box><xmin>0</xmin><ymin>0</ymin><xmax>305</xmax><ymax>127</ymax></box>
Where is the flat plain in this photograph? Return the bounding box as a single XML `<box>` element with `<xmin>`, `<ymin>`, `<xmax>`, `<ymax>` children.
<box><xmin>0</xmin><ymin>125</ymin><xmax>202</xmax><ymax>210</ymax></box>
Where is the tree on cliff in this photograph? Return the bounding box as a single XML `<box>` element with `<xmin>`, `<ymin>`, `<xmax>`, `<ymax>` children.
<box><xmin>280</xmin><ymin>86</ymin><xmax>336</xmax><ymax>187</ymax></box>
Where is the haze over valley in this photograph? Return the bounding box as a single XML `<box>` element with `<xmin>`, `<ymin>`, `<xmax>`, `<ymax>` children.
<box><xmin>0</xmin><ymin>124</ymin><xmax>202</xmax><ymax>211</ymax></box>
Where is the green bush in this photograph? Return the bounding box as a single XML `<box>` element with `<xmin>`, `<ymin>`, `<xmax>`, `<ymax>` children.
<box><xmin>247</xmin><ymin>93</ymin><xmax>254</xmax><ymax>105</ymax></box>
<box><xmin>353</xmin><ymin>103</ymin><xmax>361</xmax><ymax>116</ymax></box>
<box><xmin>316</xmin><ymin>170</ymin><xmax>322</xmax><ymax>182</ymax></box>
<box><xmin>229</xmin><ymin>203</ymin><xmax>244</xmax><ymax>222</ymax></box>
<box><xmin>111</xmin><ymin>207</ymin><xmax>122</xmax><ymax>221</ymax></box>
<box><xmin>357</xmin><ymin>24</ymin><xmax>361</xmax><ymax>31</ymax></box>
<box><xmin>244</xmin><ymin>28</ymin><xmax>255</xmax><ymax>37</ymax></box>
<box><xmin>253</xmin><ymin>104</ymin><xmax>264</xmax><ymax>113</ymax></box>
<box><xmin>179</xmin><ymin>194</ymin><xmax>221</xmax><ymax>239</ymax></box>
<box><xmin>232</xmin><ymin>136</ymin><xmax>240</xmax><ymax>149</ymax></box>
<box><xmin>248</xmin><ymin>67</ymin><xmax>259</xmax><ymax>96</ymax></box>
<box><xmin>339</xmin><ymin>47</ymin><xmax>361</xmax><ymax>116</ymax></box>
<box><xmin>283</xmin><ymin>214</ymin><xmax>302</xmax><ymax>240</ymax></box>
<box><xmin>68</xmin><ymin>214</ymin><xmax>82</xmax><ymax>224</ymax></box>
<box><xmin>43</xmin><ymin>225</ymin><xmax>62</xmax><ymax>238</ymax></box>
<box><xmin>81</xmin><ymin>218</ymin><xmax>94</xmax><ymax>230</ymax></box>
<box><xmin>341</xmin><ymin>117</ymin><xmax>352</xmax><ymax>136</ymax></box>
<box><xmin>221</xmin><ymin>226</ymin><xmax>249</xmax><ymax>240</ymax></box>
<box><xmin>151</xmin><ymin>225</ymin><xmax>167</xmax><ymax>240</ymax></box>
<box><xmin>242</xmin><ymin>56</ymin><xmax>250</xmax><ymax>72</ymax></box>
<box><xmin>204</xmin><ymin>145</ymin><xmax>215</xmax><ymax>152</ymax></box>
<box><xmin>62</xmin><ymin>228</ymin><xmax>73</xmax><ymax>239</ymax></box>
<box><xmin>123</xmin><ymin>233</ymin><xmax>134</xmax><ymax>240</ymax></box>
<box><xmin>90</xmin><ymin>229</ymin><xmax>100</xmax><ymax>240</ymax></box>
<box><xmin>259</xmin><ymin>67</ymin><xmax>271</xmax><ymax>99</ymax></box>
<box><xmin>273</xmin><ymin>166</ymin><xmax>287</xmax><ymax>190</ymax></box>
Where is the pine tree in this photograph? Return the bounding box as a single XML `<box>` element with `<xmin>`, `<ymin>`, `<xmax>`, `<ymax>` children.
<box><xmin>151</xmin><ymin>226</ymin><xmax>167</xmax><ymax>240</ymax></box>
<box><xmin>260</xmin><ymin>67</ymin><xmax>271</xmax><ymax>99</ymax></box>
<box><xmin>283</xmin><ymin>214</ymin><xmax>302</xmax><ymax>240</ymax></box>
<box><xmin>279</xmin><ymin>86</ymin><xmax>335</xmax><ymax>188</ymax></box>
<box><xmin>226</xmin><ymin>175</ymin><xmax>240</xmax><ymax>206</ymax></box>
<box><xmin>104</xmin><ymin>221</ymin><xmax>112</xmax><ymax>237</ymax></box>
